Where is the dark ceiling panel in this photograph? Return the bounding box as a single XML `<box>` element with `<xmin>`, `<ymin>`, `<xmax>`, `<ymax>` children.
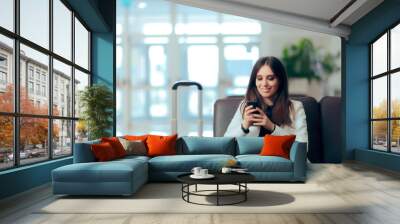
<box><xmin>65</xmin><ymin>0</ymin><xmax>114</xmax><ymax>32</ymax></box>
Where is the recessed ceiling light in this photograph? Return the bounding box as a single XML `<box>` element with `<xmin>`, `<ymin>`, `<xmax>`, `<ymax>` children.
<box><xmin>137</xmin><ymin>2</ymin><xmax>147</xmax><ymax>9</ymax></box>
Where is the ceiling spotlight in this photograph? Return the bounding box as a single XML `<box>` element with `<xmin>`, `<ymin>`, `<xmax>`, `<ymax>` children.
<box><xmin>137</xmin><ymin>2</ymin><xmax>147</xmax><ymax>9</ymax></box>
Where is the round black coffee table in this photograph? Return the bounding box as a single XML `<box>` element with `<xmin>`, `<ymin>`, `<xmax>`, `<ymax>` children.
<box><xmin>177</xmin><ymin>173</ymin><xmax>255</xmax><ymax>206</ymax></box>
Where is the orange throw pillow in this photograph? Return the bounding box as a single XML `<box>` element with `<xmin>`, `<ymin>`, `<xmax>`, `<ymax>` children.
<box><xmin>146</xmin><ymin>134</ymin><xmax>177</xmax><ymax>157</ymax></box>
<box><xmin>91</xmin><ymin>142</ymin><xmax>117</xmax><ymax>161</ymax></box>
<box><xmin>259</xmin><ymin>135</ymin><xmax>296</xmax><ymax>159</ymax></box>
<box><xmin>124</xmin><ymin>135</ymin><xmax>148</xmax><ymax>141</ymax></box>
<box><xmin>101</xmin><ymin>137</ymin><xmax>127</xmax><ymax>158</ymax></box>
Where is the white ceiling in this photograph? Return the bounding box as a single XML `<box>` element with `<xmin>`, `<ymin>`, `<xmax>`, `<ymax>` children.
<box><xmin>168</xmin><ymin>0</ymin><xmax>384</xmax><ymax>38</ymax></box>
<box><xmin>226</xmin><ymin>0</ymin><xmax>353</xmax><ymax>23</ymax></box>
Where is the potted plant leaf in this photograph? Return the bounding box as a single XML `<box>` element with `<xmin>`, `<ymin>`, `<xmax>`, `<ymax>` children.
<box><xmin>79</xmin><ymin>84</ymin><xmax>113</xmax><ymax>140</ymax></box>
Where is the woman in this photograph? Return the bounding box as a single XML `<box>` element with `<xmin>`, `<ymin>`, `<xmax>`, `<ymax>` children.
<box><xmin>224</xmin><ymin>56</ymin><xmax>308</xmax><ymax>143</ymax></box>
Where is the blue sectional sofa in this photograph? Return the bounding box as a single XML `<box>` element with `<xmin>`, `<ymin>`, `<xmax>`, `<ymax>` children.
<box><xmin>52</xmin><ymin>136</ymin><xmax>307</xmax><ymax>196</ymax></box>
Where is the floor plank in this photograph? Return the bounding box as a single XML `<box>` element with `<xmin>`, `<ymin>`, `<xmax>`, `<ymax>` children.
<box><xmin>1</xmin><ymin>162</ymin><xmax>400</xmax><ymax>224</ymax></box>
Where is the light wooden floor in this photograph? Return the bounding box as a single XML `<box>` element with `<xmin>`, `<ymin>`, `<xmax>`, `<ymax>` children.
<box><xmin>1</xmin><ymin>162</ymin><xmax>400</xmax><ymax>224</ymax></box>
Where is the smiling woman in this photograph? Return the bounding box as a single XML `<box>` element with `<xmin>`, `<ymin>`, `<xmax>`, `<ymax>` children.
<box><xmin>224</xmin><ymin>56</ymin><xmax>308</xmax><ymax>143</ymax></box>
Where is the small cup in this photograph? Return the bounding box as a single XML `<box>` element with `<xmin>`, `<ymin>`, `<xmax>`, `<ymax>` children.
<box><xmin>191</xmin><ymin>167</ymin><xmax>202</xmax><ymax>176</ymax></box>
<box><xmin>199</xmin><ymin>169</ymin><xmax>208</xmax><ymax>176</ymax></box>
<box><xmin>221</xmin><ymin>167</ymin><xmax>232</xmax><ymax>174</ymax></box>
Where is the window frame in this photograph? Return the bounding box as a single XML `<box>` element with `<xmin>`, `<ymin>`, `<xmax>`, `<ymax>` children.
<box><xmin>0</xmin><ymin>0</ymin><xmax>92</xmax><ymax>171</ymax></box>
<box><xmin>369</xmin><ymin>20</ymin><xmax>400</xmax><ymax>154</ymax></box>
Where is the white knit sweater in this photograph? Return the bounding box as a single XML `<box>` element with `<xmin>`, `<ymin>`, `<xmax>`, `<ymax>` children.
<box><xmin>224</xmin><ymin>99</ymin><xmax>308</xmax><ymax>143</ymax></box>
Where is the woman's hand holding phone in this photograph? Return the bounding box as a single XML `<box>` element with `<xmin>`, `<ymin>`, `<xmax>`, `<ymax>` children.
<box><xmin>251</xmin><ymin>107</ymin><xmax>275</xmax><ymax>131</ymax></box>
<box><xmin>242</xmin><ymin>105</ymin><xmax>258</xmax><ymax>129</ymax></box>
<box><xmin>242</xmin><ymin>103</ymin><xmax>275</xmax><ymax>131</ymax></box>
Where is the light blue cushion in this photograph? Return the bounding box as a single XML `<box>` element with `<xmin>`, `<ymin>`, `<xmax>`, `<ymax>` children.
<box><xmin>53</xmin><ymin>160</ymin><xmax>146</xmax><ymax>183</ymax></box>
<box><xmin>236</xmin><ymin>137</ymin><xmax>263</xmax><ymax>155</ymax></box>
<box><xmin>116</xmin><ymin>155</ymin><xmax>150</xmax><ymax>163</ymax></box>
<box><xmin>149</xmin><ymin>154</ymin><xmax>235</xmax><ymax>172</ymax></box>
<box><xmin>52</xmin><ymin>158</ymin><xmax>148</xmax><ymax>195</ymax></box>
<box><xmin>178</xmin><ymin>136</ymin><xmax>236</xmax><ymax>155</ymax></box>
<box><xmin>236</xmin><ymin>155</ymin><xmax>293</xmax><ymax>172</ymax></box>
<box><xmin>53</xmin><ymin>162</ymin><xmax>132</xmax><ymax>182</ymax></box>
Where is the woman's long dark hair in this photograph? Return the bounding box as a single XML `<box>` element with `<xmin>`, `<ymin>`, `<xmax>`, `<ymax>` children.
<box><xmin>241</xmin><ymin>56</ymin><xmax>293</xmax><ymax>127</ymax></box>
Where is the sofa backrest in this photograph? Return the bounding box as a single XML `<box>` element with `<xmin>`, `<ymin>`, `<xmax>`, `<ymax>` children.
<box><xmin>290</xmin><ymin>96</ymin><xmax>322</xmax><ymax>163</ymax></box>
<box><xmin>235</xmin><ymin>137</ymin><xmax>264</xmax><ymax>155</ymax></box>
<box><xmin>213</xmin><ymin>95</ymin><xmax>339</xmax><ymax>163</ymax></box>
<box><xmin>73</xmin><ymin>139</ymin><xmax>100</xmax><ymax>163</ymax></box>
<box><xmin>320</xmin><ymin>96</ymin><xmax>342</xmax><ymax>163</ymax></box>
<box><xmin>74</xmin><ymin>137</ymin><xmax>237</xmax><ymax>163</ymax></box>
<box><xmin>177</xmin><ymin>136</ymin><xmax>236</xmax><ymax>155</ymax></box>
<box><xmin>213</xmin><ymin>96</ymin><xmax>242</xmax><ymax>138</ymax></box>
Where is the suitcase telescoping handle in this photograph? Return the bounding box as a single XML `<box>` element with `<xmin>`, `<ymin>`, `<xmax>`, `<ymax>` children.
<box><xmin>171</xmin><ymin>81</ymin><xmax>203</xmax><ymax>137</ymax></box>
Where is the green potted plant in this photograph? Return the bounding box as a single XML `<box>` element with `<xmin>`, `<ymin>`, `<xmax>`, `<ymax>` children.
<box><xmin>79</xmin><ymin>84</ymin><xmax>113</xmax><ymax>140</ymax></box>
<box><xmin>281</xmin><ymin>38</ymin><xmax>339</xmax><ymax>82</ymax></box>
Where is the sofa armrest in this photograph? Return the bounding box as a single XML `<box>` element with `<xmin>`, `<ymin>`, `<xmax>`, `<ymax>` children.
<box><xmin>289</xmin><ymin>142</ymin><xmax>307</xmax><ymax>181</ymax></box>
<box><xmin>73</xmin><ymin>140</ymin><xmax>100</xmax><ymax>163</ymax></box>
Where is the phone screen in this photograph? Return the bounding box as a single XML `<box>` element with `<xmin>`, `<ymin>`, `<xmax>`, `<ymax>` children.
<box><xmin>246</xmin><ymin>101</ymin><xmax>259</xmax><ymax>109</ymax></box>
<box><xmin>246</xmin><ymin>101</ymin><xmax>260</xmax><ymax>114</ymax></box>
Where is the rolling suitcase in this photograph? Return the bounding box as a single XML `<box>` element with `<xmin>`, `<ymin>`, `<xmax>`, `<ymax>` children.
<box><xmin>171</xmin><ymin>80</ymin><xmax>203</xmax><ymax>136</ymax></box>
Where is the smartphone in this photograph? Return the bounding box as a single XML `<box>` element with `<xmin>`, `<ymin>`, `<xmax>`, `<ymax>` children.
<box><xmin>246</xmin><ymin>101</ymin><xmax>259</xmax><ymax>109</ymax></box>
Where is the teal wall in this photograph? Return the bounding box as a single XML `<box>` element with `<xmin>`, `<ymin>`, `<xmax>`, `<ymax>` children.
<box><xmin>0</xmin><ymin>0</ymin><xmax>115</xmax><ymax>200</ymax></box>
<box><xmin>92</xmin><ymin>33</ymin><xmax>114</xmax><ymax>87</ymax></box>
<box><xmin>66</xmin><ymin>0</ymin><xmax>111</xmax><ymax>32</ymax></box>
<box><xmin>344</xmin><ymin>44</ymin><xmax>369</xmax><ymax>159</ymax></box>
<box><xmin>92</xmin><ymin>32</ymin><xmax>115</xmax><ymax>135</ymax></box>
<box><xmin>69</xmin><ymin>0</ymin><xmax>116</xmax><ymax>133</ymax></box>
<box><xmin>0</xmin><ymin>158</ymin><xmax>72</xmax><ymax>199</ymax></box>
<box><xmin>345</xmin><ymin>0</ymin><xmax>400</xmax><ymax>171</ymax></box>
<box><xmin>355</xmin><ymin>149</ymin><xmax>400</xmax><ymax>172</ymax></box>
<box><xmin>91</xmin><ymin>0</ymin><xmax>116</xmax><ymax>135</ymax></box>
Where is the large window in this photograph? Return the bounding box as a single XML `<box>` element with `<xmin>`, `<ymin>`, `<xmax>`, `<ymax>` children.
<box><xmin>370</xmin><ymin>23</ymin><xmax>400</xmax><ymax>153</ymax></box>
<box><xmin>0</xmin><ymin>0</ymin><xmax>91</xmax><ymax>171</ymax></box>
<box><xmin>116</xmin><ymin>2</ymin><xmax>261</xmax><ymax>136</ymax></box>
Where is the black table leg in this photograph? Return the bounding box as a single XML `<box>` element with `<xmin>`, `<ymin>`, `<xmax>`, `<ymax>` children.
<box><xmin>181</xmin><ymin>183</ymin><xmax>183</xmax><ymax>199</ymax></box>
<box><xmin>245</xmin><ymin>183</ymin><xmax>247</xmax><ymax>201</ymax></box>
<box><xmin>217</xmin><ymin>184</ymin><xmax>219</xmax><ymax>206</ymax></box>
<box><xmin>187</xmin><ymin>184</ymin><xmax>190</xmax><ymax>202</ymax></box>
